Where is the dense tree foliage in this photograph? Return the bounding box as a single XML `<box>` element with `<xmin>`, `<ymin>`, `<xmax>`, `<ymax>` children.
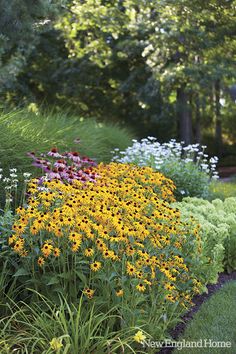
<box><xmin>0</xmin><ymin>0</ymin><xmax>61</xmax><ymax>100</ymax></box>
<box><xmin>1</xmin><ymin>0</ymin><xmax>236</xmax><ymax>155</ymax></box>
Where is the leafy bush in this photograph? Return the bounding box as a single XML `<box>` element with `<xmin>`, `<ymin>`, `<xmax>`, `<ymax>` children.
<box><xmin>9</xmin><ymin>163</ymin><xmax>207</xmax><ymax>341</ymax></box>
<box><xmin>174</xmin><ymin>197</ymin><xmax>236</xmax><ymax>274</ymax></box>
<box><xmin>112</xmin><ymin>138</ymin><xmax>219</xmax><ymax>200</ymax></box>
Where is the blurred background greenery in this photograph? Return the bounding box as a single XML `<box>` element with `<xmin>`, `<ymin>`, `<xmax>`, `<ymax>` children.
<box><xmin>0</xmin><ymin>0</ymin><xmax>236</xmax><ymax>167</ymax></box>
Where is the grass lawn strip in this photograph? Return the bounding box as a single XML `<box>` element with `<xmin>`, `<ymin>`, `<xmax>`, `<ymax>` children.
<box><xmin>171</xmin><ymin>280</ymin><xmax>236</xmax><ymax>354</ymax></box>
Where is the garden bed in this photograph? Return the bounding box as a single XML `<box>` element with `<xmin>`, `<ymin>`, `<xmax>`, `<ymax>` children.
<box><xmin>1</xmin><ymin>138</ymin><xmax>236</xmax><ymax>353</ymax></box>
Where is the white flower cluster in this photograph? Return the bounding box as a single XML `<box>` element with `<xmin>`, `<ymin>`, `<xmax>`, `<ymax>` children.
<box><xmin>111</xmin><ymin>137</ymin><xmax>219</xmax><ymax>179</ymax></box>
<box><xmin>0</xmin><ymin>168</ymin><xmax>32</xmax><ymax>204</ymax></box>
<box><xmin>0</xmin><ymin>168</ymin><xmax>32</xmax><ymax>189</ymax></box>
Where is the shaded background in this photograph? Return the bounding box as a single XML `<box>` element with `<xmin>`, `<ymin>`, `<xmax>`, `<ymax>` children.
<box><xmin>0</xmin><ymin>0</ymin><xmax>236</xmax><ymax>166</ymax></box>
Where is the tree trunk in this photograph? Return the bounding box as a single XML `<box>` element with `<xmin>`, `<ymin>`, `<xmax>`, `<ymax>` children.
<box><xmin>214</xmin><ymin>79</ymin><xmax>223</xmax><ymax>156</ymax></box>
<box><xmin>195</xmin><ymin>94</ymin><xmax>201</xmax><ymax>143</ymax></box>
<box><xmin>177</xmin><ymin>84</ymin><xmax>192</xmax><ymax>145</ymax></box>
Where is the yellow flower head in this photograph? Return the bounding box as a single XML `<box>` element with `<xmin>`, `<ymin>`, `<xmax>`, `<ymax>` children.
<box><xmin>53</xmin><ymin>247</ymin><xmax>60</xmax><ymax>257</ymax></box>
<box><xmin>69</xmin><ymin>232</ymin><xmax>82</xmax><ymax>242</ymax></box>
<box><xmin>13</xmin><ymin>238</ymin><xmax>25</xmax><ymax>253</ymax></box>
<box><xmin>90</xmin><ymin>261</ymin><xmax>102</xmax><ymax>272</ymax></box>
<box><xmin>116</xmin><ymin>289</ymin><xmax>124</xmax><ymax>297</ymax></box>
<box><xmin>133</xmin><ymin>330</ymin><xmax>146</xmax><ymax>343</ymax></box>
<box><xmin>19</xmin><ymin>250</ymin><xmax>28</xmax><ymax>257</ymax></box>
<box><xmin>165</xmin><ymin>294</ymin><xmax>175</xmax><ymax>302</ymax></box>
<box><xmin>136</xmin><ymin>283</ymin><xmax>146</xmax><ymax>292</ymax></box>
<box><xmin>38</xmin><ymin>257</ymin><xmax>45</xmax><ymax>267</ymax></box>
<box><xmin>126</xmin><ymin>262</ymin><xmax>136</xmax><ymax>276</ymax></box>
<box><xmin>41</xmin><ymin>243</ymin><xmax>53</xmax><ymax>258</ymax></box>
<box><xmin>49</xmin><ymin>337</ymin><xmax>63</xmax><ymax>351</ymax></box>
<box><xmin>8</xmin><ymin>235</ymin><xmax>17</xmax><ymax>245</ymax></box>
<box><xmin>71</xmin><ymin>239</ymin><xmax>81</xmax><ymax>252</ymax></box>
<box><xmin>83</xmin><ymin>287</ymin><xmax>95</xmax><ymax>299</ymax></box>
<box><xmin>84</xmin><ymin>248</ymin><xmax>94</xmax><ymax>257</ymax></box>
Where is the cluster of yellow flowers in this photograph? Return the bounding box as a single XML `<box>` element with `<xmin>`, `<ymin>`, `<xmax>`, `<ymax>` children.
<box><xmin>9</xmin><ymin>163</ymin><xmax>202</xmax><ymax>307</ymax></box>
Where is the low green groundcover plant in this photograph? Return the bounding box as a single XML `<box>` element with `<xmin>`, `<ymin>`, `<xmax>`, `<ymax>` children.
<box><xmin>112</xmin><ymin>137</ymin><xmax>218</xmax><ymax>200</ymax></box>
<box><xmin>174</xmin><ymin>197</ymin><xmax>236</xmax><ymax>275</ymax></box>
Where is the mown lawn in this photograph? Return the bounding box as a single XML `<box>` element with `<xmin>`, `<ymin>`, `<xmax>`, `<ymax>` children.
<box><xmin>173</xmin><ymin>281</ymin><xmax>236</xmax><ymax>354</ymax></box>
<box><xmin>210</xmin><ymin>179</ymin><xmax>236</xmax><ymax>200</ymax></box>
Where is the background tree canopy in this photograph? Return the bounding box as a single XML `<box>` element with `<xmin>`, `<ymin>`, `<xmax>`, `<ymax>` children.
<box><xmin>1</xmin><ymin>0</ymin><xmax>236</xmax><ymax>159</ymax></box>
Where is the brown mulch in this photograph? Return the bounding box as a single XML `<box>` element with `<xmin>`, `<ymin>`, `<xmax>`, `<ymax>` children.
<box><xmin>158</xmin><ymin>271</ymin><xmax>236</xmax><ymax>354</ymax></box>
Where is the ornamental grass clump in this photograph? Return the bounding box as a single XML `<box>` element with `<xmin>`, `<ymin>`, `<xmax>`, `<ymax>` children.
<box><xmin>9</xmin><ymin>163</ymin><xmax>205</xmax><ymax>338</ymax></box>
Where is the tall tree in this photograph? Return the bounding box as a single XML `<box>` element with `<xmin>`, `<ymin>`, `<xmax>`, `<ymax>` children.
<box><xmin>0</xmin><ymin>0</ymin><xmax>60</xmax><ymax>99</ymax></box>
<box><xmin>58</xmin><ymin>0</ymin><xmax>236</xmax><ymax>143</ymax></box>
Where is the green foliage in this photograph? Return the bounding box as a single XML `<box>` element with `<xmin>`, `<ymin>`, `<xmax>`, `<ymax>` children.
<box><xmin>0</xmin><ymin>211</ymin><xmax>21</xmax><ymax>316</ymax></box>
<box><xmin>209</xmin><ymin>179</ymin><xmax>236</xmax><ymax>200</ymax></box>
<box><xmin>157</xmin><ymin>160</ymin><xmax>210</xmax><ymax>201</ymax></box>
<box><xmin>1</xmin><ymin>0</ymin><xmax>236</xmax><ymax>146</ymax></box>
<box><xmin>0</xmin><ymin>109</ymin><xmax>134</xmax><ymax>168</ymax></box>
<box><xmin>0</xmin><ymin>0</ymin><xmax>60</xmax><ymax>98</ymax></box>
<box><xmin>175</xmin><ymin>197</ymin><xmax>236</xmax><ymax>274</ymax></box>
<box><xmin>53</xmin><ymin>0</ymin><xmax>236</xmax><ymax>144</ymax></box>
<box><xmin>173</xmin><ymin>281</ymin><xmax>236</xmax><ymax>354</ymax></box>
<box><xmin>0</xmin><ymin>292</ymin><xmax>144</xmax><ymax>353</ymax></box>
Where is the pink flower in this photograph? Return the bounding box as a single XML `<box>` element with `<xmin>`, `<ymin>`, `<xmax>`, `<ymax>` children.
<box><xmin>28</xmin><ymin>145</ymin><xmax>97</xmax><ymax>185</ymax></box>
<box><xmin>48</xmin><ymin>148</ymin><xmax>63</xmax><ymax>158</ymax></box>
<box><xmin>54</xmin><ymin>161</ymin><xmax>67</xmax><ymax>169</ymax></box>
<box><xmin>67</xmin><ymin>151</ymin><xmax>81</xmax><ymax>163</ymax></box>
<box><xmin>46</xmin><ymin>171</ymin><xmax>62</xmax><ymax>180</ymax></box>
<box><xmin>27</xmin><ymin>152</ymin><xmax>36</xmax><ymax>158</ymax></box>
<box><xmin>74</xmin><ymin>138</ymin><xmax>81</xmax><ymax>144</ymax></box>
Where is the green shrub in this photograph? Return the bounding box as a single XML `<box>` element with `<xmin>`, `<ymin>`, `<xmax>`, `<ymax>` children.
<box><xmin>157</xmin><ymin>159</ymin><xmax>210</xmax><ymax>200</ymax></box>
<box><xmin>174</xmin><ymin>197</ymin><xmax>236</xmax><ymax>274</ymax></box>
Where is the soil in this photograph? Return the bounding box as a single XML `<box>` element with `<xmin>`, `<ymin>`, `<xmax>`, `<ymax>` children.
<box><xmin>158</xmin><ymin>271</ymin><xmax>236</xmax><ymax>354</ymax></box>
